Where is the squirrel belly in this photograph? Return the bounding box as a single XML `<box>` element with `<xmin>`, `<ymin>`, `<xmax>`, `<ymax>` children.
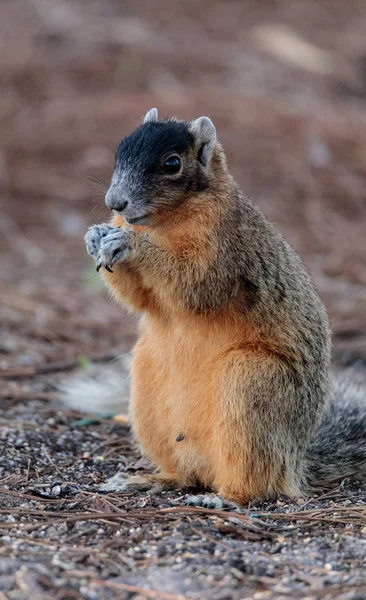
<box><xmin>79</xmin><ymin>109</ymin><xmax>366</xmax><ymax>503</ymax></box>
<box><xmin>131</xmin><ymin>311</ymin><xmax>308</xmax><ymax>502</ymax></box>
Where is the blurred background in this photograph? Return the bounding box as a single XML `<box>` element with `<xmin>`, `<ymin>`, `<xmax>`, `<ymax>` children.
<box><xmin>1</xmin><ymin>0</ymin><xmax>366</xmax><ymax>372</ymax></box>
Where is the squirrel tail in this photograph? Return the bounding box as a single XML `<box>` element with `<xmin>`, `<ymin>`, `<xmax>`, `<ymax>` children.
<box><xmin>305</xmin><ymin>369</ymin><xmax>366</xmax><ymax>490</ymax></box>
<box><xmin>58</xmin><ymin>356</ymin><xmax>131</xmax><ymax>416</ymax></box>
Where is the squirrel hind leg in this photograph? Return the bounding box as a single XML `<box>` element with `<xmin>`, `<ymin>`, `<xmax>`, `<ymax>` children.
<box><xmin>99</xmin><ymin>472</ymin><xmax>179</xmax><ymax>494</ymax></box>
<box><xmin>209</xmin><ymin>348</ymin><xmax>322</xmax><ymax>502</ymax></box>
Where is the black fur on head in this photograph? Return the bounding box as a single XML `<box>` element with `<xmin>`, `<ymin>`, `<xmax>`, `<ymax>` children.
<box><xmin>105</xmin><ymin>109</ymin><xmax>217</xmax><ymax>225</ymax></box>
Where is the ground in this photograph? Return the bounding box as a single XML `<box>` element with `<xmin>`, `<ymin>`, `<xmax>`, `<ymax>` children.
<box><xmin>1</xmin><ymin>1</ymin><xmax>366</xmax><ymax>599</ymax></box>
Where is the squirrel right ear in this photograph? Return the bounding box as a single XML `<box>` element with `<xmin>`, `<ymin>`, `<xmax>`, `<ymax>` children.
<box><xmin>143</xmin><ymin>108</ymin><xmax>158</xmax><ymax>123</ymax></box>
<box><xmin>190</xmin><ymin>116</ymin><xmax>217</xmax><ymax>166</ymax></box>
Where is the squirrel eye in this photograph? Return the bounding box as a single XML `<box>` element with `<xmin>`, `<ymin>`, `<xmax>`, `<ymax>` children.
<box><xmin>163</xmin><ymin>155</ymin><xmax>181</xmax><ymax>175</ymax></box>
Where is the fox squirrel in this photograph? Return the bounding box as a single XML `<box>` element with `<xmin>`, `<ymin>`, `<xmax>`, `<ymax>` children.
<box><xmin>83</xmin><ymin>108</ymin><xmax>366</xmax><ymax>506</ymax></box>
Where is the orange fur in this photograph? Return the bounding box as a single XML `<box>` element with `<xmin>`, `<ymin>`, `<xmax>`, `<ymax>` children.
<box><xmin>131</xmin><ymin>310</ymin><xmax>259</xmax><ymax>490</ymax></box>
<box><xmin>131</xmin><ymin>310</ymin><xmax>299</xmax><ymax>502</ymax></box>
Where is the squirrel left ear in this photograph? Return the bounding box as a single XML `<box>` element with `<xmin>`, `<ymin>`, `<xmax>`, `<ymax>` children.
<box><xmin>190</xmin><ymin>116</ymin><xmax>217</xmax><ymax>166</ymax></box>
<box><xmin>143</xmin><ymin>108</ymin><xmax>158</xmax><ymax>123</ymax></box>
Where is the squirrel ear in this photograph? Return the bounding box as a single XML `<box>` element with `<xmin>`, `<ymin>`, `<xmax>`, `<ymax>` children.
<box><xmin>190</xmin><ymin>116</ymin><xmax>217</xmax><ymax>166</ymax></box>
<box><xmin>143</xmin><ymin>108</ymin><xmax>158</xmax><ymax>123</ymax></box>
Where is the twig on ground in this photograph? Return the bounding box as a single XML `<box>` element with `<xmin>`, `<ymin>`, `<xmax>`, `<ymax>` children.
<box><xmin>89</xmin><ymin>579</ymin><xmax>188</xmax><ymax>600</ymax></box>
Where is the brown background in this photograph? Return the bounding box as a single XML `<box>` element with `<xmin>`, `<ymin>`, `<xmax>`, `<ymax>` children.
<box><xmin>1</xmin><ymin>0</ymin><xmax>366</xmax><ymax>370</ymax></box>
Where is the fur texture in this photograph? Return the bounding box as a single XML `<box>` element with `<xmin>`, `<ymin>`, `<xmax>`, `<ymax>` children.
<box><xmin>82</xmin><ymin>110</ymin><xmax>366</xmax><ymax>504</ymax></box>
<box><xmin>305</xmin><ymin>370</ymin><xmax>366</xmax><ymax>487</ymax></box>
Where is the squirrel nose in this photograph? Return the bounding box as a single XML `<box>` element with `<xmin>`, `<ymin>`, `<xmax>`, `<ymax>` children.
<box><xmin>105</xmin><ymin>188</ymin><xmax>129</xmax><ymax>212</ymax></box>
<box><xmin>105</xmin><ymin>189</ymin><xmax>128</xmax><ymax>211</ymax></box>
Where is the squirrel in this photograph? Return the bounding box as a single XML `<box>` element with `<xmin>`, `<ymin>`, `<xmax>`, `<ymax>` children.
<box><xmin>82</xmin><ymin>108</ymin><xmax>366</xmax><ymax>507</ymax></box>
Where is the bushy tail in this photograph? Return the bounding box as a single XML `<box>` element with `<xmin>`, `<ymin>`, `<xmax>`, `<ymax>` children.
<box><xmin>305</xmin><ymin>369</ymin><xmax>366</xmax><ymax>489</ymax></box>
<box><xmin>59</xmin><ymin>356</ymin><xmax>131</xmax><ymax>416</ymax></box>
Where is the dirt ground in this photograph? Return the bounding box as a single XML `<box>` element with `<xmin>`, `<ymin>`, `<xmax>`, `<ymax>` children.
<box><xmin>1</xmin><ymin>1</ymin><xmax>366</xmax><ymax>599</ymax></box>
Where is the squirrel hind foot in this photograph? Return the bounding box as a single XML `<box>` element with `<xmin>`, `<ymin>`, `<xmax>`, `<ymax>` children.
<box><xmin>185</xmin><ymin>493</ymin><xmax>238</xmax><ymax>510</ymax></box>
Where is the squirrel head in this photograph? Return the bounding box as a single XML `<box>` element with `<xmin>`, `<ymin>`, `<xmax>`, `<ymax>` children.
<box><xmin>105</xmin><ymin>108</ymin><xmax>222</xmax><ymax>226</ymax></box>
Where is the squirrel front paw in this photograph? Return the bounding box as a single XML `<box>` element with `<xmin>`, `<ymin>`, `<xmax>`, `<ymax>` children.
<box><xmin>84</xmin><ymin>223</ymin><xmax>115</xmax><ymax>258</ymax></box>
<box><xmin>96</xmin><ymin>228</ymin><xmax>135</xmax><ymax>272</ymax></box>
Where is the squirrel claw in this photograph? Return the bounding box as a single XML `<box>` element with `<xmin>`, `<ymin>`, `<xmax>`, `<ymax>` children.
<box><xmin>96</xmin><ymin>262</ymin><xmax>113</xmax><ymax>273</ymax></box>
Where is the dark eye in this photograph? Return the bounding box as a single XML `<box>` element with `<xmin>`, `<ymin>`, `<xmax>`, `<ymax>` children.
<box><xmin>163</xmin><ymin>155</ymin><xmax>181</xmax><ymax>175</ymax></box>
